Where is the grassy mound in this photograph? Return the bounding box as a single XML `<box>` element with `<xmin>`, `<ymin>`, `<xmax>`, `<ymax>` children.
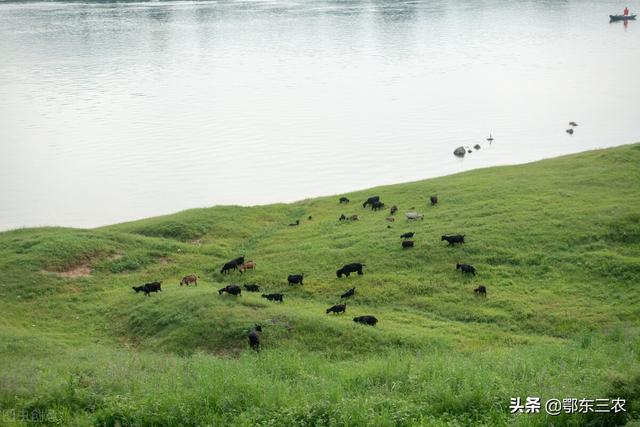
<box><xmin>1</xmin><ymin>144</ymin><xmax>639</xmax><ymax>426</ymax></box>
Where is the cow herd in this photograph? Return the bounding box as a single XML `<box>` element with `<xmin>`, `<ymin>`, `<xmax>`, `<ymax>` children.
<box><xmin>131</xmin><ymin>193</ymin><xmax>486</xmax><ymax>352</ymax></box>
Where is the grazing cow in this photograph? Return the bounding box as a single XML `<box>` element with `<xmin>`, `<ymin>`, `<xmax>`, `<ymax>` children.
<box><xmin>238</xmin><ymin>261</ymin><xmax>256</xmax><ymax>274</ymax></box>
<box><xmin>220</xmin><ymin>256</ymin><xmax>245</xmax><ymax>274</ymax></box>
<box><xmin>353</xmin><ymin>315</ymin><xmax>378</xmax><ymax>326</ymax></box>
<box><xmin>288</xmin><ymin>220</ymin><xmax>300</xmax><ymax>226</ymax></box>
<box><xmin>474</xmin><ymin>285</ymin><xmax>487</xmax><ymax>297</ymax></box>
<box><xmin>390</xmin><ymin>205</ymin><xmax>398</xmax><ymax>215</ymax></box>
<box><xmin>336</xmin><ymin>263</ymin><xmax>365</xmax><ymax>278</ymax></box>
<box><xmin>441</xmin><ymin>235</ymin><xmax>465</xmax><ymax>245</ymax></box>
<box><xmin>400</xmin><ymin>232</ymin><xmax>415</xmax><ymax>239</ymax></box>
<box><xmin>349</xmin><ymin>214</ymin><xmax>359</xmax><ymax>221</ymax></box>
<box><xmin>244</xmin><ymin>283</ymin><xmax>260</xmax><ymax>292</ymax></box>
<box><xmin>143</xmin><ymin>281</ymin><xmax>162</xmax><ymax>296</ymax></box>
<box><xmin>248</xmin><ymin>324</ymin><xmax>262</xmax><ymax>352</ymax></box>
<box><xmin>456</xmin><ymin>263</ymin><xmax>477</xmax><ymax>275</ymax></box>
<box><xmin>430</xmin><ymin>195</ymin><xmax>438</xmax><ymax>206</ymax></box>
<box><xmin>262</xmin><ymin>293</ymin><xmax>283</xmax><ymax>302</ymax></box>
<box><xmin>405</xmin><ymin>212</ymin><xmax>424</xmax><ymax>221</ymax></box>
<box><xmin>341</xmin><ymin>287</ymin><xmax>355</xmax><ymax>299</ymax></box>
<box><xmin>220</xmin><ymin>261</ymin><xmax>238</xmax><ymax>274</ymax></box>
<box><xmin>386</xmin><ymin>216</ymin><xmax>395</xmax><ymax>222</ymax></box>
<box><xmin>362</xmin><ymin>196</ymin><xmax>380</xmax><ymax>208</ymax></box>
<box><xmin>180</xmin><ymin>274</ymin><xmax>198</xmax><ymax>286</ymax></box>
<box><xmin>371</xmin><ymin>201</ymin><xmax>385</xmax><ymax>211</ymax></box>
<box><xmin>132</xmin><ymin>285</ymin><xmax>145</xmax><ymax>293</ymax></box>
<box><xmin>326</xmin><ymin>304</ymin><xmax>346</xmax><ymax>314</ymax></box>
<box><xmin>339</xmin><ymin>197</ymin><xmax>350</xmax><ymax>204</ymax></box>
<box><xmin>218</xmin><ymin>284</ymin><xmax>242</xmax><ymax>296</ymax></box>
<box><xmin>288</xmin><ymin>274</ymin><xmax>304</xmax><ymax>285</ymax></box>
<box><xmin>339</xmin><ymin>214</ymin><xmax>347</xmax><ymax>221</ymax></box>
<box><xmin>402</xmin><ymin>240</ymin><xmax>414</xmax><ymax>249</ymax></box>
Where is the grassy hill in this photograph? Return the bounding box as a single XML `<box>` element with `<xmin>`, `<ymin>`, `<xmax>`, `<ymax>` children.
<box><xmin>1</xmin><ymin>144</ymin><xmax>639</xmax><ymax>426</ymax></box>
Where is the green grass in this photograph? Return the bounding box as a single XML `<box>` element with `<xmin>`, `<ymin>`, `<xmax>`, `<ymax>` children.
<box><xmin>1</xmin><ymin>144</ymin><xmax>640</xmax><ymax>426</ymax></box>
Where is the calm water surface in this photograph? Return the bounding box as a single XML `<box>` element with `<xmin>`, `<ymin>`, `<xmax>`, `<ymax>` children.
<box><xmin>1</xmin><ymin>0</ymin><xmax>639</xmax><ymax>230</ymax></box>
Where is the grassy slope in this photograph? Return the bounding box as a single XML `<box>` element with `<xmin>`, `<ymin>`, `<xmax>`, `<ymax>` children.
<box><xmin>1</xmin><ymin>145</ymin><xmax>640</xmax><ymax>426</ymax></box>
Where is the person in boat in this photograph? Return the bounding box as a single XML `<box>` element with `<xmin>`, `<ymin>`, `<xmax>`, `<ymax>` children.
<box><xmin>624</xmin><ymin>7</ymin><xmax>629</xmax><ymax>16</ymax></box>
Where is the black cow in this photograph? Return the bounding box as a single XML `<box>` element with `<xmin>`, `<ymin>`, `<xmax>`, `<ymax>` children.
<box><xmin>430</xmin><ymin>195</ymin><xmax>438</xmax><ymax>206</ymax></box>
<box><xmin>326</xmin><ymin>304</ymin><xmax>346</xmax><ymax>314</ymax></box>
<box><xmin>353</xmin><ymin>315</ymin><xmax>378</xmax><ymax>326</ymax></box>
<box><xmin>248</xmin><ymin>324</ymin><xmax>262</xmax><ymax>352</ymax></box>
<box><xmin>218</xmin><ymin>285</ymin><xmax>242</xmax><ymax>296</ymax></box>
<box><xmin>371</xmin><ymin>201</ymin><xmax>385</xmax><ymax>211</ymax></box>
<box><xmin>442</xmin><ymin>235</ymin><xmax>465</xmax><ymax>245</ymax></box>
<box><xmin>341</xmin><ymin>287</ymin><xmax>355</xmax><ymax>299</ymax></box>
<box><xmin>220</xmin><ymin>256</ymin><xmax>245</xmax><ymax>274</ymax></box>
<box><xmin>339</xmin><ymin>214</ymin><xmax>347</xmax><ymax>221</ymax></box>
<box><xmin>142</xmin><ymin>281</ymin><xmax>161</xmax><ymax>296</ymax></box>
<box><xmin>288</xmin><ymin>274</ymin><xmax>304</xmax><ymax>285</ymax></box>
<box><xmin>400</xmin><ymin>232</ymin><xmax>415</xmax><ymax>239</ymax></box>
<box><xmin>220</xmin><ymin>261</ymin><xmax>238</xmax><ymax>274</ymax></box>
<box><xmin>474</xmin><ymin>285</ymin><xmax>487</xmax><ymax>297</ymax></box>
<box><xmin>402</xmin><ymin>240</ymin><xmax>414</xmax><ymax>249</ymax></box>
<box><xmin>244</xmin><ymin>284</ymin><xmax>260</xmax><ymax>292</ymax></box>
<box><xmin>336</xmin><ymin>263</ymin><xmax>365</xmax><ymax>278</ymax></box>
<box><xmin>456</xmin><ymin>263</ymin><xmax>477</xmax><ymax>275</ymax></box>
<box><xmin>262</xmin><ymin>293</ymin><xmax>283</xmax><ymax>302</ymax></box>
<box><xmin>362</xmin><ymin>196</ymin><xmax>380</xmax><ymax>208</ymax></box>
<box><xmin>132</xmin><ymin>285</ymin><xmax>145</xmax><ymax>293</ymax></box>
<box><xmin>339</xmin><ymin>197</ymin><xmax>350</xmax><ymax>204</ymax></box>
<box><xmin>390</xmin><ymin>205</ymin><xmax>398</xmax><ymax>215</ymax></box>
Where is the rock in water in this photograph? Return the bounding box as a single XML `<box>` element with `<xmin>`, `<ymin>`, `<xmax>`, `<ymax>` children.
<box><xmin>454</xmin><ymin>146</ymin><xmax>466</xmax><ymax>157</ymax></box>
<box><xmin>474</xmin><ymin>144</ymin><xmax>481</xmax><ymax>150</ymax></box>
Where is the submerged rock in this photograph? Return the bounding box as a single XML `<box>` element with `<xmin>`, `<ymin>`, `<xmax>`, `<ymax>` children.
<box><xmin>454</xmin><ymin>146</ymin><xmax>466</xmax><ymax>157</ymax></box>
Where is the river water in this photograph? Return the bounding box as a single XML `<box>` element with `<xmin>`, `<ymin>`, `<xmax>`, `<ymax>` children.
<box><xmin>1</xmin><ymin>0</ymin><xmax>638</xmax><ymax>230</ymax></box>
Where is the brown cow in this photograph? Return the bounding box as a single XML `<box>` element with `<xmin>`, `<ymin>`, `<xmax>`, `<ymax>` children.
<box><xmin>238</xmin><ymin>261</ymin><xmax>256</xmax><ymax>274</ymax></box>
<box><xmin>386</xmin><ymin>216</ymin><xmax>395</xmax><ymax>222</ymax></box>
<box><xmin>180</xmin><ymin>274</ymin><xmax>198</xmax><ymax>286</ymax></box>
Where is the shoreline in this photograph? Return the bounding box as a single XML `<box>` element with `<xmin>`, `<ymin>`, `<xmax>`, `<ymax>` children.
<box><xmin>1</xmin><ymin>143</ymin><xmax>636</xmax><ymax>233</ymax></box>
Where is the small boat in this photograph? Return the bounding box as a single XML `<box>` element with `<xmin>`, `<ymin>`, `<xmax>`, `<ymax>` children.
<box><xmin>610</xmin><ymin>14</ymin><xmax>636</xmax><ymax>21</ymax></box>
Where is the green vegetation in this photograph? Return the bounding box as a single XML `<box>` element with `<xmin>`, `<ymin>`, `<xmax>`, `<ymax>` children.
<box><xmin>1</xmin><ymin>145</ymin><xmax>640</xmax><ymax>426</ymax></box>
